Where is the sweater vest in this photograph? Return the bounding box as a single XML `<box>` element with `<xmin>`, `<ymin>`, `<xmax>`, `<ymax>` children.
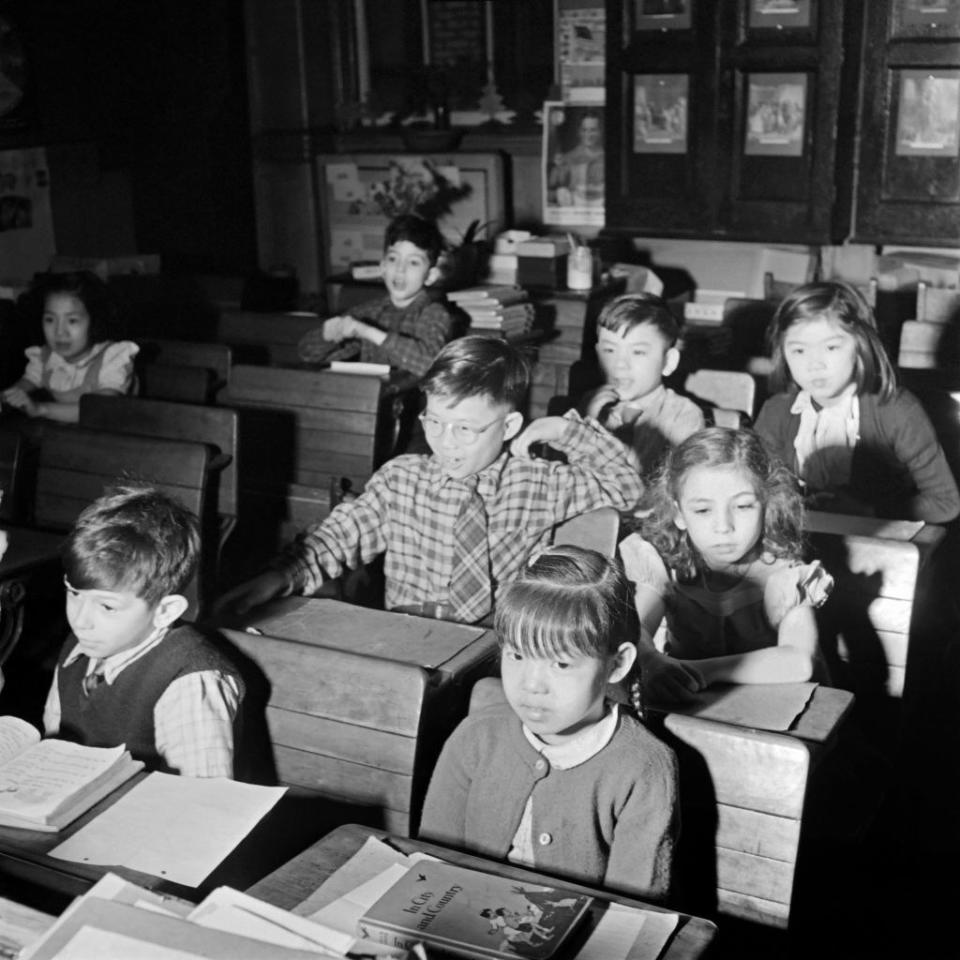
<box><xmin>57</xmin><ymin>625</ymin><xmax>242</xmax><ymax>772</ymax></box>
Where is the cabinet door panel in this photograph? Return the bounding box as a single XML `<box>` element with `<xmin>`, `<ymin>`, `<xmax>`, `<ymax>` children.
<box><xmin>855</xmin><ymin>3</ymin><xmax>960</xmax><ymax>245</ymax></box>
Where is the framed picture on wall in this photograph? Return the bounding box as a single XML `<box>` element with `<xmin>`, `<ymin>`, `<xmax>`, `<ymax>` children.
<box><xmin>894</xmin><ymin>69</ymin><xmax>960</xmax><ymax>157</ymax></box>
<box><xmin>633</xmin><ymin>75</ymin><xmax>688</xmax><ymax>154</ymax></box>
<box><xmin>635</xmin><ymin>0</ymin><xmax>692</xmax><ymax>32</ymax></box>
<box><xmin>744</xmin><ymin>73</ymin><xmax>807</xmax><ymax>157</ymax></box>
<box><xmin>315</xmin><ymin>153</ymin><xmax>506</xmax><ymax>274</ymax></box>
<box><xmin>894</xmin><ymin>0</ymin><xmax>960</xmax><ymax>38</ymax></box>
<box><xmin>748</xmin><ymin>0</ymin><xmax>813</xmax><ymax>31</ymax></box>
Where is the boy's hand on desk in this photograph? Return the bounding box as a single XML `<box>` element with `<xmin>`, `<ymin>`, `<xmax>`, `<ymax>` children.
<box><xmin>212</xmin><ymin>571</ymin><xmax>289</xmax><ymax>620</ymax></box>
<box><xmin>510</xmin><ymin>417</ymin><xmax>567</xmax><ymax>459</ymax></box>
<box><xmin>322</xmin><ymin>315</ymin><xmax>351</xmax><ymax>342</ymax></box>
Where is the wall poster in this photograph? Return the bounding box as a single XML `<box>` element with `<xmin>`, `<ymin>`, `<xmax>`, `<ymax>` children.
<box><xmin>748</xmin><ymin>0</ymin><xmax>812</xmax><ymax>30</ymax></box>
<box><xmin>543</xmin><ymin>101</ymin><xmax>605</xmax><ymax>227</ymax></box>
<box><xmin>744</xmin><ymin>73</ymin><xmax>807</xmax><ymax>157</ymax></box>
<box><xmin>556</xmin><ymin>0</ymin><xmax>606</xmax><ymax>104</ymax></box>
<box><xmin>895</xmin><ymin>69</ymin><xmax>960</xmax><ymax>157</ymax></box>
<box><xmin>635</xmin><ymin>0</ymin><xmax>692</xmax><ymax>31</ymax></box>
<box><xmin>633</xmin><ymin>75</ymin><xmax>688</xmax><ymax>154</ymax></box>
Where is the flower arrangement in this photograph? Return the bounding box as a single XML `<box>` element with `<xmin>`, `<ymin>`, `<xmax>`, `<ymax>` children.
<box><xmin>349</xmin><ymin>157</ymin><xmax>472</xmax><ymax>221</ymax></box>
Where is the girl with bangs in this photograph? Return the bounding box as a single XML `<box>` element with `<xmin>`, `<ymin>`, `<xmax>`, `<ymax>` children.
<box><xmin>620</xmin><ymin>427</ymin><xmax>833</xmax><ymax>704</ymax></box>
<box><xmin>419</xmin><ymin>545</ymin><xmax>679</xmax><ymax>901</ymax></box>
<box><xmin>755</xmin><ymin>280</ymin><xmax>958</xmax><ymax>522</ymax></box>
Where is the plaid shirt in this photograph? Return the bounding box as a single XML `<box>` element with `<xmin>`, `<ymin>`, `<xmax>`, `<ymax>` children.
<box><xmin>43</xmin><ymin>628</ymin><xmax>241</xmax><ymax>778</ymax></box>
<box><xmin>297</xmin><ymin>291</ymin><xmax>454</xmax><ymax>378</ymax></box>
<box><xmin>274</xmin><ymin>411</ymin><xmax>645</xmax><ymax>619</ymax></box>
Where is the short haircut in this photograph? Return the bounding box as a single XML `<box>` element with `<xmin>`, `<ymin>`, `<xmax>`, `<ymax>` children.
<box><xmin>596</xmin><ymin>293</ymin><xmax>681</xmax><ymax>347</ymax></box>
<box><xmin>495</xmin><ymin>545</ymin><xmax>637</xmax><ymax>661</ymax></box>
<box><xmin>62</xmin><ymin>484</ymin><xmax>200</xmax><ymax>606</ymax></box>
<box><xmin>766</xmin><ymin>281</ymin><xmax>897</xmax><ymax>401</ymax></box>
<box><xmin>640</xmin><ymin>426</ymin><xmax>805</xmax><ymax>581</ymax></box>
<box><xmin>384</xmin><ymin>213</ymin><xmax>445</xmax><ymax>266</ymax></box>
<box><xmin>25</xmin><ymin>270</ymin><xmax>121</xmax><ymax>344</ymax></box>
<box><xmin>421</xmin><ymin>335</ymin><xmax>530</xmax><ymax>411</ymax></box>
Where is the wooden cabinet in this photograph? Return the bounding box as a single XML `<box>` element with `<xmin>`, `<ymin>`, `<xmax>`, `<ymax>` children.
<box><xmin>855</xmin><ymin>2</ymin><xmax>960</xmax><ymax>246</ymax></box>
<box><xmin>605</xmin><ymin>1</ymin><xmax>862</xmax><ymax>244</ymax></box>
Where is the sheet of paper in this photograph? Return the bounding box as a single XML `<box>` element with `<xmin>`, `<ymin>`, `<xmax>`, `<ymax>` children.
<box><xmin>189</xmin><ymin>886</ymin><xmax>353</xmax><ymax>956</ymax></box>
<box><xmin>328</xmin><ymin>362</ymin><xmax>390</xmax><ymax>377</ymax></box>
<box><xmin>52</xmin><ymin>927</ymin><xmax>201</xmax><ymax>960</ymax></box>
<box><xmin>48</xmin><ymin>773</ymin><xmax>286</xmax><ymax>887</ymax></box>
<box><xmin>576</xmin><ymin>903</ymin><xmax>645</xmax><ymax>960</ymax></box>
<box><xmin>676</xmin><ymin>682</ymin><xmax>817</xmax><ymax>731</ymax></box>
<box><xmin>309</xmin><ymin>863</ymin><xmax>409</xmax><ymax>934</ymax></box>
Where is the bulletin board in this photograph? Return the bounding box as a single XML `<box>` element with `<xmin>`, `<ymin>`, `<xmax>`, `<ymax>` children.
<box><xmin>315</xmin><ymin>153</ymin><xmax>506</xmax><ymax>274</ymax></box>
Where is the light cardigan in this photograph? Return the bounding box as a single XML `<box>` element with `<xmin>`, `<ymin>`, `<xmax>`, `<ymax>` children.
<box><xmin>755</xmin><ymin>388</ymin><xmax>960</xmax><ymax>523</ymax></box>
<box><xmin>419</xmin><ymin>702</ymin><xmax>679</xmax><ymax>901</ymax></box>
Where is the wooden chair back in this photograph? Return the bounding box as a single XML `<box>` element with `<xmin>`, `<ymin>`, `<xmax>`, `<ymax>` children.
<box><xmin>138</xmin><ymin>338</ymin><xmax>233</xmax><ymax>385</ymax></box>
<box><xmin>684</xmin><ymin>369</ymin><xmax>757</xmax><ymax>419</ymax></box>
<box><xmin>137</xmin><ymin>361</ymin><xmax>218</xmax><ymax>404</ymax></box>
<box><xmin>216</xmin><ymin>310</ymin><xmax>322</xmax><ymax>367</ymax></box>
<box><xmin>33</xmin><ymin>424</ymin><xmax>214</xmax><ymax>617</ymax></box>
<box><xmin>811</xmin><ymin>530</ymin><xmax>921</xmax><ymax>699</ymax></box>
<box><xmin>552</xmin><ymin>507</ymin><xmax>620</xmax><ymax>558</ymax></box>
<box><xmin>0</xmin><ymin>428</ymin><xmax>22</xmax><ymax>523</ymax></box>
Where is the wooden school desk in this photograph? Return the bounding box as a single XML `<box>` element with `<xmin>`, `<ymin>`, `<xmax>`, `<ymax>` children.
<box><xmin>653</xmin><ymin>685</ymin><xmax>854</xmax><ymax>930</ymax></box>
<box><xmin>218</xmin><ymin>598</ymin><xmax>499</xmax><ymax>836</ymax></box>
<box><xmin>247</xmin><ymin>823</ymin><xmax>718</xmax><ymax>960</ymax></box>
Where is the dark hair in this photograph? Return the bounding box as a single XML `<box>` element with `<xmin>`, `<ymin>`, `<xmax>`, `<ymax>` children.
<box><xmin>62</xmin><ymin>484</ymin><xmax>200</xmax><ymax>606</ymax></box>
<box><xmin>767</xmin><ymin>281</ymin><xmax>897</xmax><ymax>401</ymax></box>
<box><xmin>23</xmin><ymin>270</ymin><xmax>121</xmax><ymax>346</ymax></box>
<box><xmin>496</xmin><ymin>545</ymin><xmax>636</xmax><ymax>660</ymax></box>
<box><xmin>596</xmin><ymin>293</ymin><xmax>681</xmax><ymax>347</ymax></box>
<box><xmin>421</xmin><ymin>335</ymin><xmax>530</xmax><ymax>411</ymax></box>
<box><xmin>384</xmin><ymin>213</ymin><xmax>444</xmax><ymax>266</ymax></box>
<box><xmin>640</xmin><ymin>426</ymin><xmax>804</xmax><ymax>581</ymax></box>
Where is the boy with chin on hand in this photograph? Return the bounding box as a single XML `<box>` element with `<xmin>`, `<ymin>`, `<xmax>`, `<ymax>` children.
<box><xmin>298</xmin><ymin>213</ymin><xmax>455</xmax><ymax>379</ymax></box>
<box><xmin>581</xmin><ymin>293</ymin><xmax>704</xmax><ymax>479</ymax></box>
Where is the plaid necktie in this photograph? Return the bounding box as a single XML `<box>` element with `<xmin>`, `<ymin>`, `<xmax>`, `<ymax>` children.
<box><xmin>82</xmin><ymin>659</ymin><xmax>106</xmax><ymax>697</ymax></box>
<box><xmin>448</xmin><ymin>476</ymin><xmax>493</xmax><ymax>623</ymax></box>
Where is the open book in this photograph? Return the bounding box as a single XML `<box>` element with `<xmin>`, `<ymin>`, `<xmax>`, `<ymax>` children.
<box><xmin>0</xmin><ymin>716</ymin><xmax>142</xmax><ymax>832</ymax></box>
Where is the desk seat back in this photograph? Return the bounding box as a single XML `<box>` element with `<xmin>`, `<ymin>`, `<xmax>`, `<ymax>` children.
<box><xmin>139</xmin><ymin>338</ymin><xmax>233</xmax><ymax>385</ymax></box>
<box><xmin>551</xmin><ymin>507</ymin><xmax>619</xmax><ymax>557</ymax></box>
<box><xmin>34</xmin><ymin>424</ymin><xmax>213</xmax><ymax>616</ymax></box>
<box><xmin>137</xmin><ymin>361</ymin><xmax>218</xmax><ymax>404</ymax></box>
<box><xmin>0</xmin><ymin>429</ymin><xmax>22</xmax><ymax>523</ymax></box>
<box><xmin>812</xmin><ymin>532</ymin><xmax>920</xmax><ymax>698</ymax></box>
<box><xmin>216</xmin><ymin>310</ymin><xmax>321</xmax><ymax>367</ymax></box>
<box><xmin>222</xmin><ymin>598</ymin><xmax>497</xmax><ymax>836</ymax></box>
<box><xmin>684</xmin><ymin>369</ymin><xmax>757</xmax><ymax>421</ymax></box>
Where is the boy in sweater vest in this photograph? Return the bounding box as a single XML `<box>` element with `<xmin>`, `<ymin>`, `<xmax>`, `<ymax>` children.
<box><xmin>43</xmin><ymin>485</ymin><xmax>243</xmax><ymax>777</ymax></box>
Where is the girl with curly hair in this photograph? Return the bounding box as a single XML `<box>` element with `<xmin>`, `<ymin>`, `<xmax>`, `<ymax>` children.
<box><xmin>619</xmin><ymin>426</ymin><xmax>833</xmax><ymax>703</ymax></box>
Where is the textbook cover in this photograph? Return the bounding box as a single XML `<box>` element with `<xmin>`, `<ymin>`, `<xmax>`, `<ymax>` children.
<box><xmin>356</xmin><ymin>859</ymin><xmax>593</xmax><ymax>959</ymax></box>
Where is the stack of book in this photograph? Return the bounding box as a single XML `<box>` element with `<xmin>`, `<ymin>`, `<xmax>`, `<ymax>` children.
<box><xmin>516</xmin><ymin>236</ymin><xmax>572</xmax><ymax>289</ymax></box>
<box><xmin>447</xmin><ymin>286</ymin><xmax>536</xmax><ymax>341</ymax></box>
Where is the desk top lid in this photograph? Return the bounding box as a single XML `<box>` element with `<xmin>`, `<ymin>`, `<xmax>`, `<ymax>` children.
<box><xmin>233</xmin><ymin>598</ymin><xmax>490</xmax><ymax>669</ymax></box>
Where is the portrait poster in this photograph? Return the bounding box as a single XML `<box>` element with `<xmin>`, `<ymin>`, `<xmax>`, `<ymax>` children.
<box><xmin>556</xmin><ymin>0</ymin><xmax>606</xmax><ymax>104</ymax></box>
<box><xmin>543</xmin><ymin>101</ymin><xmax>605</xmax><ymax>227</ymax></box>
<box><xmin>633</xmin><ymin>75</ymin><xmax>688</xmax><ymax>154</ymax></box>
<box><xmin>744</xmin><ymin>73</ymin><xmax>807</xmax><ymax>157</ymax></box>
<box><xmin>0</xmin><ymin>147</ymin><xmax>54</xmax><ymax>284</ymax></box>
<box><xmin>748</xmin><ymin>0</ymin><xmax>812</xmax><ymax>30</ymax></box>
<box><xmin>895</xmin><ymin>70</ymin><xmax>960</xmax><ymax>157</ymax></box>
<box><xmin>635</xmin><ymin>0</ymin><xmax>692</xmax><ymax>31</ymax></box>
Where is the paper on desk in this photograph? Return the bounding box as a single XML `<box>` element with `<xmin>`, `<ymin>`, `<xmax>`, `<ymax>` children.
<box><xmin>677</xmin><ymin>682</ymin><xmax>817</xmax><ymax>732</ymax></box>
<box><xmin>576</xmin><ymin>902</ymin><xmax>678</xmax><ymax>960</ymax></box>
<box><xmin>48</xmin><ymin>772</ymin><xmax>286</xmax><ymax>887</ymax></box>
<box><xmin>189</xmin><ymin>886</ymin><xmax>354</xmax><ymax>956</ymax></box>
<box><xmin>49</xmin><ymin>927</ymin><xmax>198</xmax><ymax>960</ymax></box>
<box><xmin>329</xmin><ymin>361</ymin><xmax>390</xmax><ymax>377</ymax></box>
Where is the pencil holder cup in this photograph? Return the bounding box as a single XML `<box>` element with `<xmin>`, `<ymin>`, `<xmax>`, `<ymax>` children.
<box><xmin>567</xmin><ymin>246</ymin><xmax>596</xmax><ymax>291</ymax></box>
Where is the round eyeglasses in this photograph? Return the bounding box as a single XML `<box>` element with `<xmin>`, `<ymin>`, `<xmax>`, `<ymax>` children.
<box><xmin>418</xmin><ymin>412</ymin><xmax>506</xmax><ymax>446</ymax></box>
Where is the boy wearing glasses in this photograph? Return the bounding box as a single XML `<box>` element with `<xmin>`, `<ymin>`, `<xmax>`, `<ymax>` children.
<box><xmin>43</xmin><ymin>486</ymin><xmax>243</xmax><ymax>777</ymax></box>
<box><xmin>215</xmin><ymin>336</ymin><xmax>644</xmax><ymax>625</ymax></box>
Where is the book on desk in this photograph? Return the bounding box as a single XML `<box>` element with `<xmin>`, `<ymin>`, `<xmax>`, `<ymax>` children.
<box><xmin>0</xmin><ymin>717</ymin><xmax>142</xmax><ymax>832</ymax></box>
<box><xmin>357</xmin><ymin>858</ymin><xmax>593</xmax><ymax>960</ymax></box>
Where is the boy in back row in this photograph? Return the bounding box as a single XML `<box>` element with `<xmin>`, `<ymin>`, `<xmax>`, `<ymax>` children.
<box><xmin>298</xmin><ymin>213</ymin><xmax>455</xmax><ymax>379</ymax></box>
<box><xmin>582</xmin><ymin>293</ymin><xmax>704</xmax><ymax>479</ymax></box>
<box><xmin>216</xmin><ymin>335</ymin><xmax>646</xmax><ymax>624</ymax></box>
